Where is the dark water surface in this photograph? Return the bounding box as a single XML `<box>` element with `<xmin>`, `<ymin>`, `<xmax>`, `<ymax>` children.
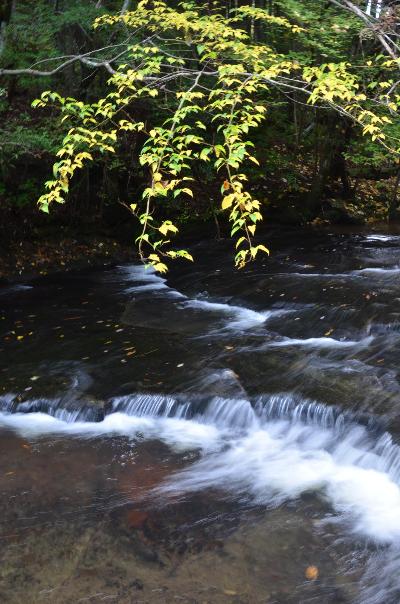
<box><xmin>1</xmin><ymin>228</ymin><xmax>400</xmax><ymax>603</ymax></box>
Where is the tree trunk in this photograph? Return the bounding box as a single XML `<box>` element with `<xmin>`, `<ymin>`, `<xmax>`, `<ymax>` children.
<box><xmin>120</xmin><ymin>0</ymin><xmax>131</xmax><ymax>15</ymax></box>
<box><xmin>0</xmin><ymin>0</ymin><xmax>15</xmax><ymax>59</ymax></box>
<box><xmin>306</xmin><ymin>118</ymin><xmax>352</xmax><ymax>214</ymax></box>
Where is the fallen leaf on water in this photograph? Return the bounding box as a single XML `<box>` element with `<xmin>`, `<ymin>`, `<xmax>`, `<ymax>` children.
<box><xmin>223</xmin><ymin>589</ymin><xmax>237</xmax><ymax>596</ymax></box>
<box><xmin>324</xmin><ymin>329</ymin><xmax>334</xmax><ymax>337</ymax></box>
<box><xmin>305</xmin><ymin>566</ymin><xmax>319</xmax><ymax>581</ymax></box>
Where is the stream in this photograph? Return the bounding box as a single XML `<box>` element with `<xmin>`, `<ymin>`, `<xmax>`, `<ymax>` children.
<box><xmin>1</xmin><ymin>227</ymin><xmax>400</xmax><ymax>603</ymax></box>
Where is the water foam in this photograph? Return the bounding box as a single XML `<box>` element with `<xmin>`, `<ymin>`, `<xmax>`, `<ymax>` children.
<box><xmin>161</xmin><ymin>421</ymin><xmax>400</xmax><ymax>542</ymax></box>
<box><xmin>266</xmin><ymin>335</ymin><xmax>374</xmax><ymax>349</ymax></box>
<box><xmin>365</xmin><ymin>234</ymin><xmax>400</xmax><ymax>242</ymax></box>
<box><xmin>183</xmin><ymin>298</ymin><xmax>275</xmax><ymax>331</ymax></box>
<box><xmin>353</xmin><ymin>267</ymin><xmax>400</xmax><ymax>276</ymax></box>
<box><xmin>151</xmin><ymin>398</ymin><xmax>400</xmax><ymax>546</ymax></box>
<box><xmin>0</xmin><ymin>409</ymin><xmax>221</xmax><ymax>453</ymax></box>
<box><xmin>0</xmin><ymin>284</ymin><xmax>33</xmax><ymax>296</ymax></box>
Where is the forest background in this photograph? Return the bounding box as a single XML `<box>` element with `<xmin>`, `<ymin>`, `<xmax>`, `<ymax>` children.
<box><xmin>1</xmin><ymin>0</ymin><xmax>399</xmax><ymax>275</ymax></box>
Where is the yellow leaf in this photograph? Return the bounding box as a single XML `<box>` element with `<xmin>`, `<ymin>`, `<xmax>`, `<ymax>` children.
<box><xmin>159</xmin><ymin>222</ymin><xmax>178</xmax><ymax>236</ymax></box>
<box><xmin>153</xmin><ymin>262</ymin><xmax>168</xmax><ymax>273</ymax></box>
<box><xmin>222</xmin><ymin>195</ymin><xmax>234</xmax><ymax>210</ymax></box>
<box><xmin>305</xmin><ymin>566</ymin><xmax>319</xmax><ymax>581</ymax></box>
<box><xmin>257</xmin><ymin>244</ymin><xmax>269</xmax><ymax>255</ymax></box>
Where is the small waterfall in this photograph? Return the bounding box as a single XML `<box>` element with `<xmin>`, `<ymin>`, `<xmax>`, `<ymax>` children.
<box><xmin>0</xmin><ymin>395</ymin><xmax>104</xmax><ymax>423</ymax></box>
<box><xmin>6</xmin><ymin>389</ymin><xmax>400</xmax><ymax>500</ymax></box>
<box><xmin>255</xmin><ymin>393</ymin><xmax>386</xmax><ymax>435</ymax></box>
<box><xmin>48</xmin><ymin>404</ymin><xmax>104</xmax><ymax>423</ymax></box>
<box><xmin>112</xmin><ymin>393</ymin><xmax>257</xmax><ymax>429</ymax></box>
<box><xmin>111</xmin><ymin>393</ymin><xmax>190</xmax><ymax>418</ymax></box>
<box><xmin>0</xmin><ymin>394</ymin><xmax>18</xmax><ymax>413</ymax></box>
<box><xmin>201</xmin><ymin>396</ymin><xmax>257</xmax><ymax>429</ymax></box>
<box><xmin>4</xmin><ymin>388</ymin><xmax>400</xmax><ymax>548</ymax></box>
<box><xmin>373</xmin><ymin>432</ymin><xmax>400</xmax><ymax>484</ymax></box>
<box><xmin>1</xmin><ymin>390</ymin><xmax>387</xmax><ymax>434</ymax></box>
<box><xmin>256</xmin><ymin>393</ymin><xmax>349</xmax><ymax>430</ymax></box>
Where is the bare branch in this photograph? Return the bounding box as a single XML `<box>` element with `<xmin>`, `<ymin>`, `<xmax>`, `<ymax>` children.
<box><xmin>329</xmin><ymin>0</ymin><xmax>399</xmax><ymax>60</ymax></box>
<box><xmin>0</xmin><ymin>56</ymin><xmax>116</xmax><ymax>77</ymax></box>
<box><xmin>120</xmin><ymin>0</ymin><xmax>131</xmax><ymax>16</ymax></box>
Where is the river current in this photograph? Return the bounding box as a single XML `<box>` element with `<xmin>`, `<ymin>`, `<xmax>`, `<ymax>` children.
<box><xmin>1</xmin><ymin>228</ymin><xmax>400</xmax><ymax>603</ymax></box>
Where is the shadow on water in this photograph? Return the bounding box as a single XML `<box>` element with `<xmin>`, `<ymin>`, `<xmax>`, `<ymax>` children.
<box><xmin>1</xmin><ymin>228</ymin><xmax>400</xmax><ymax>602</ymax></box>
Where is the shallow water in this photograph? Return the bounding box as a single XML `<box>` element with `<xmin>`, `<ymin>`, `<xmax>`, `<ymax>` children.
<box><xmin>1</xmin><ymin>227</ymin><xmax>400</xmax><ymax>603</ymax></box>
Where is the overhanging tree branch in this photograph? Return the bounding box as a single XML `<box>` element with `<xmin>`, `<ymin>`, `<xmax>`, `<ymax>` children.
<box><xmin>0</xmin><ymin>55</ymin><xmax>116</xmax><ymax>77</ymax></box>
<box><xmin>0</xmin><ymin>42</ymin><xmax>134</xmax><ymax>78</ymax></box>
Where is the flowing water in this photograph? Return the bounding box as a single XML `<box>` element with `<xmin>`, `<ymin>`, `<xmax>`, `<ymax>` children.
<box><xmin>1</xmin><ymin>227</ymin><xmax>400</xmax><ymax>603</ymax></box>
